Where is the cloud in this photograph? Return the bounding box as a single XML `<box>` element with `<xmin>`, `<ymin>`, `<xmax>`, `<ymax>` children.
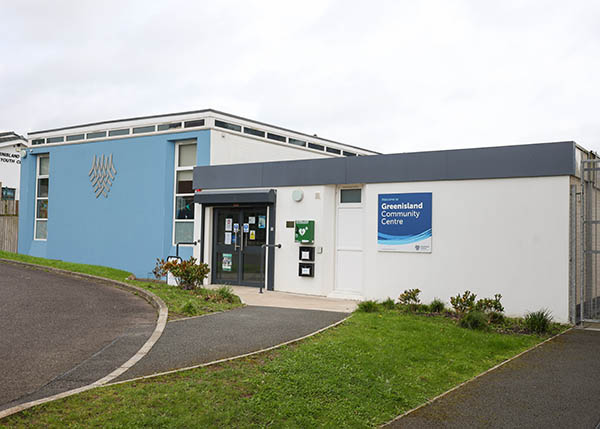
<box><xmin>1</xmin><ymin>0</ymin><xmax>599</xmax><ymax>153</ymax></box>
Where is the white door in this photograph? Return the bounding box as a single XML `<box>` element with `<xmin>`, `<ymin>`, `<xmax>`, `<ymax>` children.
<box><xmin>332</xmin><ymin>188</ymin><xmax>364</xmax><ymax>299</ymax></box>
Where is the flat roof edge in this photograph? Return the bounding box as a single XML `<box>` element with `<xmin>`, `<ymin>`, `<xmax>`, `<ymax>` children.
<box><xmin>193</xmin><ymin>141</ymin><xmax>577</xmax><ymax>190</ymax></box>
<box><xmin>27</xmin><ymin>108</ymin><xmax>379</xmax><ymax>155</ymax></box>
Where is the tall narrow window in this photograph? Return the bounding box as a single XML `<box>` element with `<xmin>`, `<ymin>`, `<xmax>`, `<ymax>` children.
<box><xmin>35</xmin><ymin>155</ymin><xmax>49</xmax><ymax>240</ymax></box>
<box><xmin>174</xmin><ymin>141</ymin><xmax>197</xmax><ymax>244</ymax></box>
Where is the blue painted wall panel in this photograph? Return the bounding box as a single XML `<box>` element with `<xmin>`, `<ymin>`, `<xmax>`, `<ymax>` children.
<box><xmin>18</xmin><ymin>130</ymin><xmax>210</xmax><ymax>277</ymax></box>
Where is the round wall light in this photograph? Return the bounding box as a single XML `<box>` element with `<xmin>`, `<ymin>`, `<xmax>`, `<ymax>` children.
<box><xmin>292</xmin><ymin>189</ymin><xmax>304</xmax><ymax>202</ymax></box>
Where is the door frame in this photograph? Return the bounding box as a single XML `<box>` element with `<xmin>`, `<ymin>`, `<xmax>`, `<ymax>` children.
<box><xmin>333</xmin><ymin>185</ymin><xmax>365</xmax><ymax>298</ymax></box>
<box><xmin>195</xmin><ymin>190</ymin><xmax>277</xmax><ymax>291</ymax></box>
<box><xmin>211</xmin><ymin>206</ymin><xmax>268</xmax><ymax>287</ymax></box>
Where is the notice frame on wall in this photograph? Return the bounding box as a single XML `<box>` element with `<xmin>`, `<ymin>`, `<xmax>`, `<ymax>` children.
<box><xmin>377</xmin><ymin>192</ymin><xmax>432</xmax><ymax>253</ymax></box>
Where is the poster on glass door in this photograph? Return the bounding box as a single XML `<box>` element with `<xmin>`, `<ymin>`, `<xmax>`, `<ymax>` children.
<box><xmin>222</xmin><ymin>253</ymin><xmax>232</xmax><ymax>272</ymax></box>
<box><xmin>377</xmin><ymin>193</ymin><xmax>432</xmax><ymax>253</ymax></box>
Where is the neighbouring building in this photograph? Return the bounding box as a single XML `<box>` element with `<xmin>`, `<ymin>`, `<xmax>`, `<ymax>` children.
<box><xmin>0</xmin><ymin>132</ymin><xmax>27</xmax><ymax>200</ymax></box>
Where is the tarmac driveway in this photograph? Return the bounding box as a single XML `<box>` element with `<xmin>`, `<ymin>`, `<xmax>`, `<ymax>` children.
<box><xmin>115</xmin><ymin>305</ymin><xmax>349</xmax><ymax>382</ymax></box>
<box><xmin>0</xmin><ymin>261</ymin><xmax>156</xmax><ymax>410</ymax></box>
<box><xmin>388</xmin><ymin>329</ymin><xmax>600</xmax><ymax>428</ymax></box>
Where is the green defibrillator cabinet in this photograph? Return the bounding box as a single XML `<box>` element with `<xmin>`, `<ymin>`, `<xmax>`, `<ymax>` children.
<box><xmin>294</xmin><ymin>220</ymin><xmax>315</xmax><ymax>244</ymax></box>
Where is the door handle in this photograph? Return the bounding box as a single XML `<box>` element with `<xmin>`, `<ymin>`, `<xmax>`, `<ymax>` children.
<box><xmin>234</xmin><ymin>230</ymin><xmax>241</xmax><ymax>250</ymax></box>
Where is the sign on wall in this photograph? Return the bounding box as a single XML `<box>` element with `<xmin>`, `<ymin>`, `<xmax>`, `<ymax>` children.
<box><xmin>0</xmin><ymin>151</ymin><xmax>21</xmax><ymax>165</ymax></box>
<box><xmin>377</xmin><ymin>193</ymin><xmax>432</xmax><ymax>253</ymax></box>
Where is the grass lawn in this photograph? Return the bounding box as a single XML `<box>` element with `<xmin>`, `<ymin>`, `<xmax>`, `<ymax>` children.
<box><xmin>2</xmin><ymin>311</ymin><xmax>547</xmax><ymax>428</ymax></box>
<box><xmin>0</xmin><ymin>250</ymin><xmax>242</xmax><ymax>319</ymax></box>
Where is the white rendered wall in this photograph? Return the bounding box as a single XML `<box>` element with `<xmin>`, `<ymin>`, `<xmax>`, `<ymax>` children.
<box><xmin>273</xmin><ymin>186</ymin><xmax>337</xmax><ymax>296</ymax></box>
<box><xmin>360</xmin><ymin>176</ymin><xmax>571</xmax><ymax>322</ymax></box>
<box><xmin>0</xmin><ymin>143</ymin><xmax>22</xmax><ymax>200</ymax></box>
<box><xmin>209</xmin><ymin>130</ymin><xmax>331</xmax><ymax>165</ymax></box>
<box><xmin>269</xmin><ymin>176</ymin><xmax>570</xmax><ymax>321</ymax></box>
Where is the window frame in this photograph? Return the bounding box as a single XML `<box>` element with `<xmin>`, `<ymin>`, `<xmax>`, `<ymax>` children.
<box><xmin>339</xmin><ymin>187</ymin><xmax>363</xmax><ymax>206</ymax></box>
<box><xmin>34</xmin><ymin>155</ymin><xmax>49</xmax><ymax>241</ymax></box>
<box><xmin>172</xmin><ymin>140</ymin><xmax>197</xmax><ymax>246</ymax></box>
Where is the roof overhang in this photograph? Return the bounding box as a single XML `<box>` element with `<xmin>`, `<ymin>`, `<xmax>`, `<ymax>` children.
<box><xmin>193</xmin><ymin>141</ymin><xmax>578</xmax><ymax>190</ymax></box>
<box><xmin>194</xmin><ymin>189</ymin><xmax>276</xmax><ymax>205</ymax></box>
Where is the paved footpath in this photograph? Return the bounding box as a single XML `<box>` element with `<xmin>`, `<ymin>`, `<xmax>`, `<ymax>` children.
<box><xmin>388</xmin><ymin>329</ymin><xmax>600</xmax><ymax>428</ymax></box>
<box><xmin>115</xmin><ymin>306</ymin><xmax>348</xmax><ymax>382</ymax></box>
<box><xmin>0</xmin><ymin>262</ymin><xmax>156</xmax><ymax>411</ymax></box>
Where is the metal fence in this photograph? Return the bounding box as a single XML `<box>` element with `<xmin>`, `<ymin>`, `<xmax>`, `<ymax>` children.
<box><xmin>0</xmin><ymin>199</ymin><xmax>18</xmax><ymax>252</ymax></box>
<box><xmin>572</xmin><ymin>158</ymin><xmax>600</xmax><ymax>324</ymax></box>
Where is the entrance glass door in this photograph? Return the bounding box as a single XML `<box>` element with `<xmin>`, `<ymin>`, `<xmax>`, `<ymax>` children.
<box><xmin>213</xmin><ymin>206</ymin><xmax>267</xmax><ymax>286</ymax></box>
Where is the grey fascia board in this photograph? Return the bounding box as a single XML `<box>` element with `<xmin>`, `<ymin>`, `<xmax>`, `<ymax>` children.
<box><xmin>195</xmin><ymin>163</ymin><xmax>264</xmax><ymax>190</ymax></box>
<box><xmin>194</xmin><ymin>189</ymin><xmax>276</xmax><ymax>204</ymax></box>
<box><xmin>193</xmin><ymin>141</ymin><xmax>577</xmax><ymax>190</ymax></box>
<box><xmin>261</xmin><ymin>158</ymin><xmax>347</xmax><ymax>186</ymax></box>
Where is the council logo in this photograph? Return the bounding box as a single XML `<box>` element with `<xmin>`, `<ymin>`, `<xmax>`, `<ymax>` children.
<box><xmin>88</xmin><ymin>154</ymin><xmax>117</xmax><ymax>198</ymax></box>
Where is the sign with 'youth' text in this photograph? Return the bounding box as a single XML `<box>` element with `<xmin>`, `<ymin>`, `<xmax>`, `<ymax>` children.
<box><xmin>378</xmin><ymin>193</ymin><xmax>432</xmax><ymax>252</ymax></box>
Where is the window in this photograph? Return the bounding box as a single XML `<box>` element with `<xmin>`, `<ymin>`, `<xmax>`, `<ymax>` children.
<box><xmin>35</xmin><ymin>155</ymin><xmax>49</xmax><ymax>240</ymax></box>
<box><xmin>47</xmin><ymin>136</ymin><xmax>64</xmax><ymax>143</ymax></box>
<box><xmin>158</xmin><ymin>122</ymin><xmax>182</xmax><ymax>131</ymax></box>
<box><xmin>243</xmin><ymin>127</ymin><xmax>265</xmax><ymax>137</ymax></box>
<box><xmin>32</xmin><ymin>139</ymin><xmax>45</xmax><ymax>145</ymax></box>
<box><xmin>109</xmin><ymin>128</ymin><xmax>130</xmax><ymax>137</ymax></box>
<box><xmin>86</xmin><ymin>131</ymin><xmax>107</xmax><ymax>139</ymax></box>
<box><xmin>326</xmin><ymin>147</ymin><xmax>341</xmax><ymax>155</ymax></box>
<box><xmin>340</xmin><ymin>188</ymin><xmax>361</xmax><ymax>204</ymax></box>
<box><xmin>1</xmin><ymin>187</ymin><xmax>16</xmax><ymax>200</ymax></box>
<box><xmin>133</xmin><ymin>125</ymin><xmax>155</xmax><ymax>134</ymax></box>
<box><xmin>289</xmin><ymin>138</ymin><xmax>306</xmax><ymax>147</ymax></box>
<box><xmin>215</xmin><ymin>120</ymin><xmax>242</xmax><ymax>132</ymax></box>
<box><xmin>184</xmin><ymin>119</ymin><xmax>205</xmax><ymax>128</ymax></box>
<box><xmin>308</xmin><ymin>142</ymin><xmax>324</xmax><ymax>151</ymax></box>
<box><xmin>66</xmin><ymin>134</ymin><xmax>85</xmax><ymax>141</ymax></box>
<box><xmin>267</xmin><ymin>132</ymin><xmax>286</xmax><ymax>142</ymax></box>
<box><xmin>343</xmin><ymin>151</ymin><xmax>357</xmax><ymax>157</ymax></box>
<box><xmin>174</xmin><ymin>141</ymin><xmax>197</xmax><ymax>244</ymax></box>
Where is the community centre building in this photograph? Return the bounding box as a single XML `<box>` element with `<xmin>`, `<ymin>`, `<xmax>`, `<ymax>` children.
<box><xmin>17</xmin><ymin>109</ymin><xmax>376</xmax><ymax>279</ymax></box>
<box><xmin>192</xmin><ymin>141</ymin><xmax>598</xmax><ymax>324</ymax></box>
<box><xmin>17</xmin><ymin>109</ymin><xmax>600</xmax><ymax>324</ymax></box>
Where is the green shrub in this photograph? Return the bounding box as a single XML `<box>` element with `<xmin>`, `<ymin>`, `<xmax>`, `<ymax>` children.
<box><xmin>450</xmin><ymin>290</ymin><xmax>477</xmax><ymax>314</ymax></box>
<box><xmin>459</xmin><ymin>311</ymin><xmax>488</xmax><ymax>330</ymax></box>
<box><xmin>488</xmin><ymin>311</ymin><xmax>505</xmax><ymax>325</ymax></box>
<box><xmin>413</xmin><ymin>304</ymin><xmax>430</xmax><ymax>313</ymax></box>
<box><xmin>476</xmin><ymin>294</ymin><xmax>504</xmax><ymax>313</ymax></box>
<box><xmin>181</xmin><ymin>301</ymin><xmax>197</xmax><ymax>316</ymax></box>
<box><xmin>357</xmin><ymin>300</ymin><xmax>380</xmax><ymax>313</ymax></box>
<box><xmin>381</xmin><ymin>297</ymin><xmax>396</xmax><ymax>310</ymax></box>
<box><xmin>216</xmin><ymin>286</ymin><xmax>238</xmax><ymax>303</ymax></box>
<box><xmin>153</xmin><ymin>256</ymin><xmax>210</xmax><ymax>290</ymax></box>
<box><xmin>429</xmin><ymin>298</ymin><xmax>445</xmax><ymax>313</ymax></box>
<box><xmin>525</xmin><ymin>309</ymin><xmax>553</xmax><ymax>334</ymax></box>
<box><xmin>398</xmin><ymin>289</ymin><xmax>421</xmax><ymax>305</ymax></box>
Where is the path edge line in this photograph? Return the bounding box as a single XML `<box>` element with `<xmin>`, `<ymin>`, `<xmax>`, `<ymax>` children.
<box><xmin>0</xmin><ymin>258</ymin><xmax>169</xmax><ymax>421</ymax></box>
<box><xmin>380</xmin><ymin>327</ymin><xmax>573</xmax><ymax>427</ymax></box>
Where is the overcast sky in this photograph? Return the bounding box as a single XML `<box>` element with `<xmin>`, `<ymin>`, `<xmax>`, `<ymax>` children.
<box><xmin>2</xmin><ymin>1</ymin><xmax>599</xmax><ymax>154</ymax></box>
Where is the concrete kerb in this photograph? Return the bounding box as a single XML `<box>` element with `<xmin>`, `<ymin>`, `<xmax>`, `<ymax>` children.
<box><xmin>0</xmin><ymin>258</ymin><xmax>169</xmax><ymax>421</ymax></box>
<box><xmin>380</xmin><ymin>327</ymin><xmax>574</xmax><ymax>428</ymax></box>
